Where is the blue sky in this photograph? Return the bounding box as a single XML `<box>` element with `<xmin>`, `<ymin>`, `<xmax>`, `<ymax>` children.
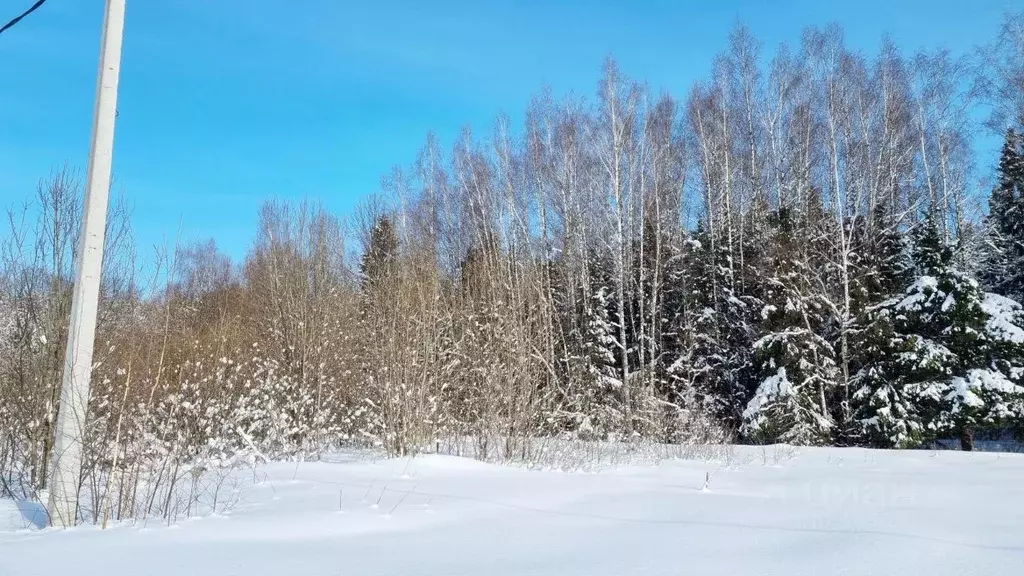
<box><xmin>0</xmin><ymin>0</ymin><xmax>1017</xmax><ymax>260</ymax></box>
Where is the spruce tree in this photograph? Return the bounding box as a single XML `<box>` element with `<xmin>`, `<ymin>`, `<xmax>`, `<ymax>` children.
<box><xmin>850</xmin><ymin>300</ymin><xmax>931</xmax><ymax>448</ymax></box>
<box><xmin>851</xmin><ymin>205</ymin><xmax>912</xmax><ymax>307</ymax></box>
<box><xmin>552</xmin><ymin>249</ymin><xmax>627</xmax><ymax>439</ymax></box>
<box><xmin>669</xmin><ymin>224</ymin><xmax>758</xmax><ymax>431</ymax></box>
<box><xmin>577</xmin><ymin>284</ymin><xmax>625</xmax><ymax>438</ymax></box>
<box><xmin>741</xmin><ymin>208</ymin><xmax>840</xmax><ymax>446</ymax></box>
<box><xmin>854</xmin><ymin>219</ymin><xmax>1024</xmax><ymax>449</ymax></box>
<box><xmin>360</xmin><ymin>215</ymin><xmax>399</xmax><ymax>292</ymax></box>
<box><xmin>980</xmin><ymin>129</ymin><xmax>1024</xmax><ymax>303</ymax></box>
<box><xmin>846</xmin><ymin>206</ymin><xmax>917</xmax><ymax>446</ymax></box>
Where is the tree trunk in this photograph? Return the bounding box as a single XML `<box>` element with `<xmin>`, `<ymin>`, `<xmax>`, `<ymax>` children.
<box><xmin>959</xmin><ymin>426</ymin><xmax>974</xmax><ymax>452</ymax></box>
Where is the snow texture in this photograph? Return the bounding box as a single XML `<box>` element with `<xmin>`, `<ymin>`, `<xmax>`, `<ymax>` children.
<box><xmin>895</xmin><ymin>275</ymin><xmax>939</xmax><ymax>311</ymax></box>
<box><xmin>982</xmin><ymin>293</ymin><xmax>1024</xmax><ymax>344</ymax></box>
<box><xmin>947</xmin><ymin>369</ymin><xmax>1024</xmax><ymax>410</ymax></box>
<box><xmin>4</xmin><ymin>447</ymin><xmax>1024</xmax><ymax>575</ymax></box>
<box><xmin>742</xmin><ymin>367</ymin><xmax>791</xmax><ymax>422</ymax></box>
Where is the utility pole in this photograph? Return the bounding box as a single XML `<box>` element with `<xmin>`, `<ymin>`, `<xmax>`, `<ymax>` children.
<box><xmin>47</xmin><ymin>0</ymin><xmax>126</xmax><ymax>528</ymax></box>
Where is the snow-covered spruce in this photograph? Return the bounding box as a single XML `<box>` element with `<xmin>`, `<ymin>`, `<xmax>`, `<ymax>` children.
<box><xmin>741</xmin><ymin>207</ymin><xmax>841</xmax><ymax>447</ymax></box>
<box><xmin>670</xmin><ymin>226</ymin><xmax>758</xmax><ymax>430</ymax></box>
<box><xmin>852</xmin><ymin>221</ymin><xmax>1024</xmax><ymax>449</ymax></box>
<box><xmin>978</xmin><ymin>128</ymin><xmax>1024</xmax><ymax>304</ymax></box>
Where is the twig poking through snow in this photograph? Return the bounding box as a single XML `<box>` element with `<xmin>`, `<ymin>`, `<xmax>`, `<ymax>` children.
<box><xmin>373</xmin><ymin>483</ymin><xmax>389</xmax><ymax>508</ymax></box>
<box><xmin>388</xmin><ymin>484</ymin><xmax>417</xmax><ymax>515</ymax></box>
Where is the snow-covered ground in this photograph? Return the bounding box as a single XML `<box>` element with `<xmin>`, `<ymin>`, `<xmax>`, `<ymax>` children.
<box><xmin>3</xmin><ymin>446</ymin><xmax>1024</xmax><ymax>575</ymax></box>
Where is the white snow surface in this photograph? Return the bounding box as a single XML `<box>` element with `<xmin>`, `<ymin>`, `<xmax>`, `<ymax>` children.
<box><xmin>743</xmin><ymin>367</ymin><xmax>791</xmax><ymax>423</ymax></box>
<box><xmin>4</xmin><ymin>447</ymin><xmax>1024</xmax><ymax>575</ymax></box>
<box><xmin>982</xmin><ymin>292</ymin><xmax>1024</xmax><ymax>344</ymax></box>
<box><xmin>895</xmin><ymin>275</ymin><xmax>939</xmax><ymax>311</ymax></box>
<box><xmin>948</xmin><ymin>368</ymin><xmax>1024</xmax><ymax>409</ymax></box>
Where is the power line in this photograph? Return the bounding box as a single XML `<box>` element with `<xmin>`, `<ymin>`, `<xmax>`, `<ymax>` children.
<box><xmin>0</xmin><ymin>0</ymin><xmax>48</xmax><ymax>37</ymax></box>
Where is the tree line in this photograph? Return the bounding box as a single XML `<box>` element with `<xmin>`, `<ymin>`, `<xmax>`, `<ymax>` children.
<box><xmin>2</xmin><ymin>14</ymin><xmax>1024</xmax><ymax>522</ymax></box>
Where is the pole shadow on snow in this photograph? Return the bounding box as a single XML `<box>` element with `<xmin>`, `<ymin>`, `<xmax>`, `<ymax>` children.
<box><xmin>15</xmin><ymin>500</ymin><xmax>48</xmax><ymax>530</ymax></box>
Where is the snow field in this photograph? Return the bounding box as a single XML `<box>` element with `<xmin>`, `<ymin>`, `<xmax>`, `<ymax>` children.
<box><xmin>2</xmin><ymin>446</ymin><xmax>1024</xmax><ymax>575</ymax></box>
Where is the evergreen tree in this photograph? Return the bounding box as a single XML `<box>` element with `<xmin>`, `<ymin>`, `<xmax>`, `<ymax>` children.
<box><xmin>550</xmin><ymin>249</ymin><xmax>627</xmax><ymax>439</ymax></box>
<box><xmin>742</xmin><ymin>208</ymin><xmax>840</xmax><ymax>446</ymax></box>
<box><xmin>669</xmin><ymin>224</ymin><xmax>758</xmax><ymax>431</ymax></box>
<box><xmin>854</xmin><ymin>219</ymin><xmax>1024</xmax><ymax>449</ymax></box>
<box><xmin>583</xmin><ymin>286</ymin><xmax>621</xmax><ymax>391</ymax></box>
<box><xmin>980</xmin><ymin>129</ymin><xmax>1024</xmax><ymax>303</ymax></box>
<box><xmin>657</xmin><ymin>234</ymin><xmax>689</xmax><ymax>393</ymax></box>
<box><xmin>844</xmin><ymin>208</ymin><xmax>915</xmax><ymax>445</ymax></box>
<box><xmin>360</xmin><ymin>215</ymin><xmax>399</xmax><ymax>292</ymax></box>
<box><xmin>979</xmin><ymin>291</ymin><xmax>1024</xmax><ymax>442</ymax></box>
<box><xmin>851</xmin><ymin>205</ymin><xmax>912</xmax><ymax>307</ymax></box>
<box><xmin>850</xmin><ymin>301</ymin><xmax>931</xmax><ymax>448</ymax></box>
<box><xmin>576</xmin><ymin>283</ymin><xmax>625</xmax><ymax>438</ymax></box>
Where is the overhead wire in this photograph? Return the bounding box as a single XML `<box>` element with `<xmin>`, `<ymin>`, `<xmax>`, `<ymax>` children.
<box><xmin>0</xmin><ymin>0</ymin><xmax>49</xmax><ymax>37</ymax></box>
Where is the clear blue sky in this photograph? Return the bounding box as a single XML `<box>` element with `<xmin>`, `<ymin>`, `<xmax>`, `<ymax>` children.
<box><xmin>0</xmin><ymin>0</ymin><xmax>1016</xmax><ymax>260</ymax></box>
